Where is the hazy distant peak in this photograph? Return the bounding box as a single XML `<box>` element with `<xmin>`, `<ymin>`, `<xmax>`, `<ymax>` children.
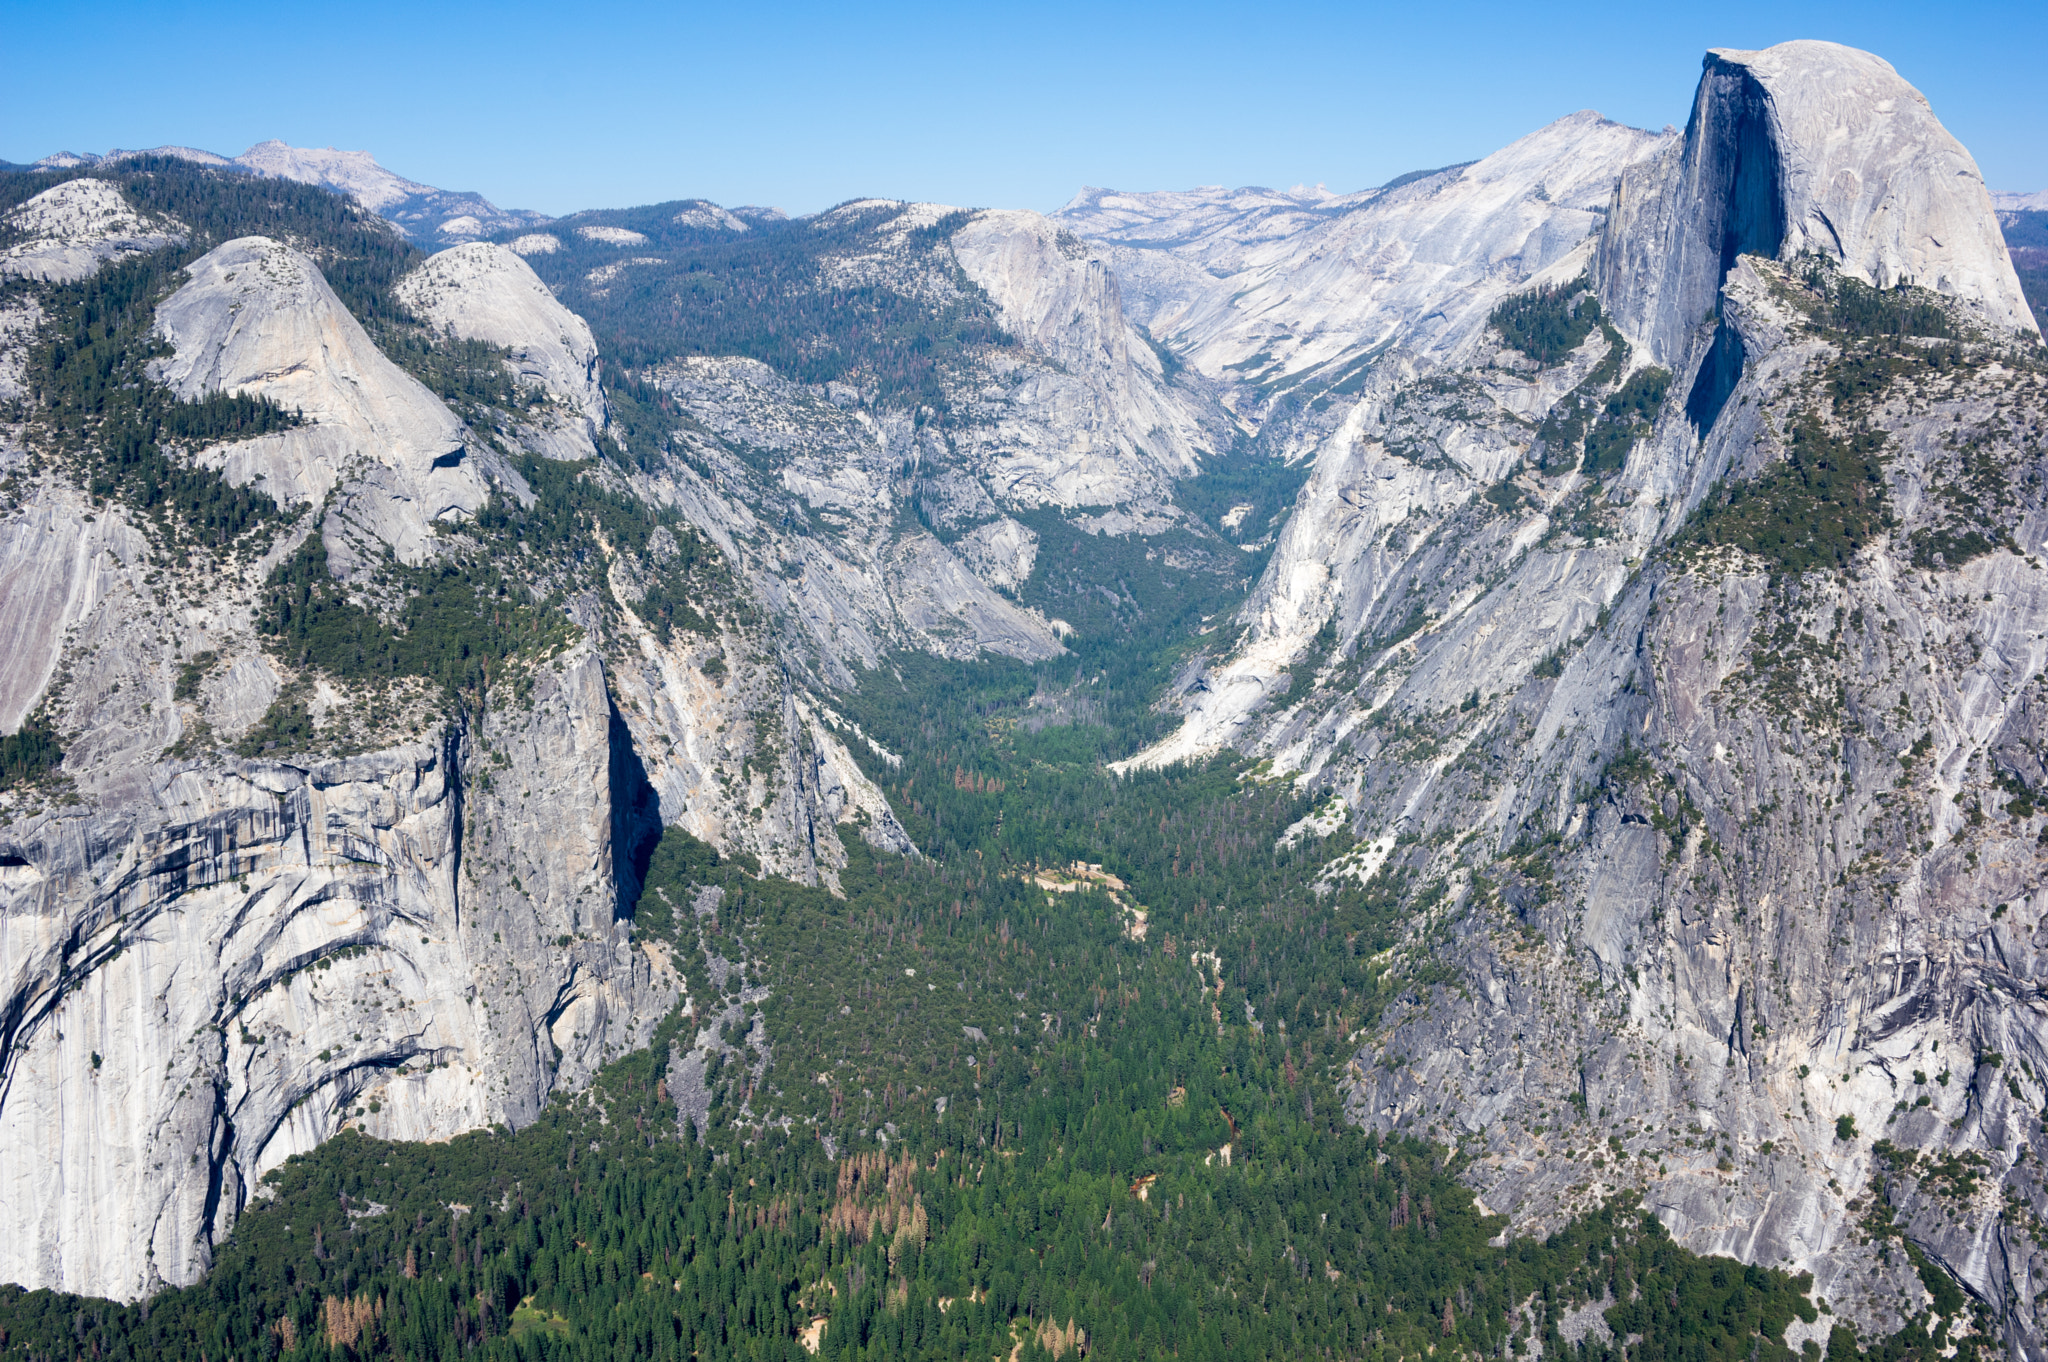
<box><xmin>24</xmin><ymin>138</ymin><xmax>550</xmax><ymax>246</ymax></box>
<box><xmin>233</xmin><ymin>138</ymin><xmax>430</xmax><ymax>212</ymax></box>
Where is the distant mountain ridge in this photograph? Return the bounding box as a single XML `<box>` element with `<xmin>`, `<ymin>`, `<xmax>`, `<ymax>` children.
<box><xmin>24</xmin><ymin>140</ymin><xmax>551</xmax><ymax>244</ymax></box>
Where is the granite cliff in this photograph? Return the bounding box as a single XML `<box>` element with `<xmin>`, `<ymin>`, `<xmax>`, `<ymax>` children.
<box><xmin>1067</xmin><ymin>39</ymin><xmax>2048</xmax><ymax>1350</ymax></box>
<box><xmin>0</xmin><ymin>165</ymin><xmax>1220</xmax><ymax>1299</ymax></box>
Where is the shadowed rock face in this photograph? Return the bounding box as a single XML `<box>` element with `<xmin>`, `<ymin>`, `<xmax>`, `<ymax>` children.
<box><xmin>8</xmin><ymin>38</ymin><xmax>2042</xmax><ymax>1338</ymax></box>
<box><xmin>1599</xmin><ymin>40</ymin><xmax>2037</xmax><ymax>369</ymax></box>
<box><xmin>0</xmin><ymin>647</ymin><xmax>681</xmax><ymax>1300</ymax></box>
<box><xmin>1069</xmin><ymin>41</ymin><xmax>2048</xmax><ymax>1350</ymax></box>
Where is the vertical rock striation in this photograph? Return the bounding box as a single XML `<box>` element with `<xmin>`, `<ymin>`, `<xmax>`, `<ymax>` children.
<box><xmin>1082</xmin><ymin>40</ymin><xmax>2048</xmax><ymax>1349</ymax></box>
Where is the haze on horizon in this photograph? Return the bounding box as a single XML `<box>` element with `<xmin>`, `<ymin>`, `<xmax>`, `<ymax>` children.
<box><xmin>4</xmin><ymin>0</ymin><xmax>2045</xmax><ymax>225</ymax></box>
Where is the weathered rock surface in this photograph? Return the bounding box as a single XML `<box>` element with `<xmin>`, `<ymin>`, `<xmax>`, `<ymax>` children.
<box><xmin>0</xmin><ymin>476</ymin><xmax>111</xmax><ymax>736</ymax></box>
<box><xmin>1598</xmin><ymin>40</ymin><xmax>2037</xmax><ymax>367</ymax></box>
<box><xmin>953</xmin><ymin>517</ymin><xmax>1038</xmax><ymax>593</ymax></box>
<box><xmin>0</xmin><ymin>297</ymin><xmax>41</xmax><ymax>403</ymax></box>
<box><xmin>0</xmin><ymin>643</ymin><xmax>680</xmax><ymax>1300</ymax></box>
<box><xmin>672</xmin><ymin>203</ymin><xmax>752</xmax><ymax>233</ymax></box>
<box><xmin>0</xmin><ymin>213</ymin><xmax>927</xmax><ymax>1298</ymax></box>
<box><xmin>230</xmin><ymin>140</ymin><xmax>551</xmax><ymax>244</ymax></box>
<box><xmin>20</xmin><ymin>37</ymin><xmax>2038</xmax><ymax>1339</ymax></box>
<box><xmin>950</xmin><ymin>210</ymin><xmax>1215</xmax><ymax>506</ymax></box>
<box><xmin>394</xmin><ymin>241</ymin><xmax>609</xmax><ymax>456</ymax></box>
<box><xmin>1060</xmin><ymin>112</ymin><xmax>1671</xmax><ymax>395</ymax></box>
<box><xmin>0</xmin><ymin>178</ymin><xmax>183</xmax><ymax>283</ymax></box>
<box><xmin>152</xmin><ymin>236</ymin><xmax>489</xmax><ymax>567</ymax></box>
<box><xmin>3</xmin><ymin>139</ymin><xmax>1226</xmax><ymax>1296</ymax></box>
<box><xmin>640</xmin><ymin>354</ymin><xmax>1068</xmax><ymax>679</ymax></box>
<box><xmin>1082</xmin><ymin>40</ymin><xmax>2048</xmax><ymax>1350</ymax></box>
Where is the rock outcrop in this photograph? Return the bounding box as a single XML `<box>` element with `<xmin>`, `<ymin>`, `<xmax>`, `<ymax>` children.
<box><xmin>2</xmin><ymin>157</ymin><xmax>1242</xmax><ymax>1297</ymax></box>
<box><xmin>0</xmin><ymin>644</ymin><xmax>678</xmax><ymax>1300</ymax></box>
<box><xmin>1058</xmin><ymin>112</ymin><xmax>1672</xmax><ymax>394</ymax></box>
<box><xmin>1597</xmin><ymin>40</ymin><xmax>2037</xmax><ymax>368</ymax></box>
<box><xmin>152</xmin><ymin>236</ymin><xmax>489</xmax><ymax>569</ymax></box>
<box><xmin>1074</xmin><ymin>40</ymin><xmax>2048</xmax><ymax>1349</ymax></box>
<box><xmin>0</xmin><ymin>199</ymin><xmax>927</xmax><ymax>1297</ymax></box>
<box><xmin>227</xmin><ymin>141</ymin><xmax>552</xmax><ymax>244</ymax></box>
<box><xmin>950</xmin><ymin>210</ymin><xmax>1213</xmax><ymax>506</ymax></box>
<box><xmin>16</xmin><ymin>39</ymin><xmax>2040</xmax><ymax>1341</ymax></box>
<box><xmin>0</xmin><ymin>178</ymin><xmax>183</xmax><ymax>283</ymax></box>
<box><xmin>639</xmin><ymin>354</ymin><xmax>1069</xmax><ymax>679</ymax></box>
<box><xmin>394</xmin><ymin>241</ymin><xmax>609</xmax><ymax>457</ymax></box>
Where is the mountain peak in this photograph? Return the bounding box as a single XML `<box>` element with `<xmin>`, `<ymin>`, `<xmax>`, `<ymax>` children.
<box><xmin>26</xmin><ymin>140</ymin><xmax>549</xmax><ymax>245</ymax></box>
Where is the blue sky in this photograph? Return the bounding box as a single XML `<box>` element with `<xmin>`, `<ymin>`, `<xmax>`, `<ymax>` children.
<box><xmin>4</xmin><ymin>0</ymin><xmax>2042</xmax><ymax>217</ymax></box>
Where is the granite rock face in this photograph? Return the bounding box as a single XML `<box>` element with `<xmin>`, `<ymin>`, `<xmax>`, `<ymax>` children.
<box><xmin>0</xmin><ymin>210</ymin><xmax>929</xmax><ymax>1298</ymax></box>
<box><xmin>151</xmin><ymin>236</ymin><xmax>489</xmax><ymax>569</ymax></box>
<box><xmin>1077</xmin><ymin>41</ymin><xmax>2048</xmax><ymax>1349</ymax></box>
<box><xmin>17</xmin><ymin>38</ymin><xmax>2042</xmax><ymax>1339</ymax></box>
<box><xmin>1597</xmin><ymin>40</ymin><xmax>2037</xmax><ymax>368</ymax></box>
<box><xmin>1</xmin><ymin>157</ymin><xmax>1236</xmax><ymax>1297</ymax></box>
<box><xmin>950</xmin><ymin>210</ymin><xmax>1214</xmax><ymax>506</ymax></box>
<box><xmin>227</xmin><ymin>141</ymin><xmax>552</xmax><ymax>244</ymax></box>
<box><xmin>0</xmin><ymin>646</ymin><xmax>679</xmax><ymax>1301</ymax></box>
<box><xmin>638</xmin><ymin>353</ymin><xmax>1068</xmax><ymax>679</ymax></box>
<box><xmin>394</xmin><ymin>241</ymin><xmax>610</xmax><ymax>457</ymax></box>
<box><xmin>1059</xmin><ymin>112</ymin><xmax>1673</xmax><ymax>394</ymax></box>
<box><xmin>0</xmin><ymin>178</ymin><xmax>184</xmax><ymax>283</ymax></box>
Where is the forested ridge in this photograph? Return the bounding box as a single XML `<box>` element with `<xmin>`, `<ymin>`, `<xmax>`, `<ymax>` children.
<box><xmin>508</xmin><ymin>202</ymin><xmax>1011</xmax><ymax>420</ymax></box>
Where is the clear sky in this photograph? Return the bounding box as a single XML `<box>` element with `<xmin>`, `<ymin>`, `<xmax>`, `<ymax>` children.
<box><xmin>4</xmin><ymin>0</ymin><xmax>2042</xmax><ymax>218</ymax></box>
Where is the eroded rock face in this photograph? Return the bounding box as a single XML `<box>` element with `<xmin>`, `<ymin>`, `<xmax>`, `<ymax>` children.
<box><xmin>0</xmin><ymin>646</ymin><xmax>678</xmax><ymax>1301</ymax></box>
<box><xmin>953</xmin><ymin>518</ymin><xmax>1039</xmax><ymax>593</ymax></box>
<box><xmin>152</xmin><ymin>236</ymin><xmax>488</xmax><ymax>567</ymax></box>
<box><xmin>1083</xmin><ymin>41</ymin><xmax>2048</xmax><ymax>1348</ymax></box>
<box><xmin>5</xmin><ymin>141</ymin><xmax>1225</xmax><ymax>1296</ymax></box>
<box><xmin>0</xmin><ymin>216</ymin><xmax>920</xmax><ymax>1298</ymax></box>
<box><xmin>230</xmin><ymin>140</ymin><xmax>552</xmax><ymax>244</ymax></box>
<box><xmin>394</xmin><ymin>241</ymin><xmax>609</xmax><ymax>454</ymax></box>
<box><xmin>951</xmin><ymin>211</ymin><xmax>1212</xmax><ymax>506</ymax></box>
<box><xmin>27</xmin><ymin>141</ymin><xmax>556</xmax><ymax>246</ymax></box>
<box><xmin>0</xmin><ymin>479</ymin><xmax>121</xmax><ymax>735</ymax></box>
<box><xmin>1059</xmin><ymin>112</ymin><xmax>1672</xmax><ymax>392</ymax></box>
<box><xmin>0</xmin><ymin>179</ymin><xmax>184</xmax><ymax>283</ymax></box>
<box><xmin>1598</xmin><ymin>40</ymin><xmax>2038</xmax><ymax>367</ymax></box>
<box><xmin>638</xmin><ymin>354</ymin><xmax>1070</xmax><ymax>681</ymax></box>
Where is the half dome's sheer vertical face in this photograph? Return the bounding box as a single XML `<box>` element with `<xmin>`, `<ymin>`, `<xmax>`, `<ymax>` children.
<box><xmin>1599</xmin><ymin>38</ymin><xmax>2036</xmax><ymax>369</ymax></box>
